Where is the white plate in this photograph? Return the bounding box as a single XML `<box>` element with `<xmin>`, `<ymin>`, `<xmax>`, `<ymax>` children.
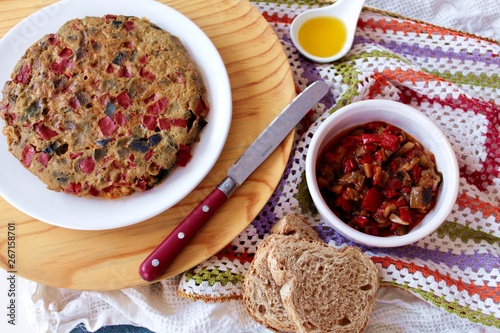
<box><xmin>0</xmin><ymin>0</ymin><xmax>232</xmax><ymax>230</ymax></box>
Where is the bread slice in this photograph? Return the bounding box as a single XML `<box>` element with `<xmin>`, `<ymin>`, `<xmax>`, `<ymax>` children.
<box><xmin>270</xmin><ymin>214</ymin><xmax>322</xmax><ymax>242</ymax></box>
<box><xmin>242</xmin><ymin>214</ymin><xmax>320</xmax><ymax>332</ymax></box>
<box><xmin>267</xmin><ymin>238</ymin><xmax>379</xmax><ymax>333</ymax></box>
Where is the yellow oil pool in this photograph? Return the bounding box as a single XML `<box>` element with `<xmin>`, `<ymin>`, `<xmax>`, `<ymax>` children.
<box><xmin>297</xmin><ymin>16</ymin><xmax>347</xmax><ymax>58</ymax></box>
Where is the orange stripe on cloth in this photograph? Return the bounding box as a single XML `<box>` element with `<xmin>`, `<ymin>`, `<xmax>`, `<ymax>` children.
<box><xmin>381</xmin><ymin>68</ymin><xmax>447</xmax><ymax>85</ymax></box>
<box><xmin>372</xmin><ymin>256</ymin><xmax>500</xmax><ymax>302</ymax></box>
<box><xmin>216</xmin><ymin>243</ymin><xmax>254</xmax><ymax>263</ymax></box>
<box><xmin>261</xmin><ymin>11</ymin><xmax>294</xmax><ymax>25</ymax></box>
<box><xmin>456</xmin><ymin>192</ymin><xmax>500</xmax><ymax>221</ymax></box>
<box><xmin>359</xmin><ymin>17</ymin><xmax>473</xmax><ymax>40</ymax></box>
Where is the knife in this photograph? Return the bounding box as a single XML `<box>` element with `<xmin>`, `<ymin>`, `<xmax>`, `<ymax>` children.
<box><xmin>139</xmin><ymin>80</ymin><xmax>329</xmax><ymax>281</ymax></box>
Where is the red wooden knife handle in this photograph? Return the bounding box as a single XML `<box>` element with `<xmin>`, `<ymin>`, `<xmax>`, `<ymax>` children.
<box><xmin>139</xmin><ymin>177</ymin><xmax>238</xmax><ymax>281</ymax></box>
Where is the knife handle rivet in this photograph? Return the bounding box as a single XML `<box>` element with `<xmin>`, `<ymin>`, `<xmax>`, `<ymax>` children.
<box><xmin>152</xmin><ymin>259</ymin><xmax>160</xmax><ymax>267</ymax></box>
<box><xmin>177</xmin><ymin>232</ymin><xmax>185</xmax><ymax>239</ymax></box>
<box><xmin>202</xmin><ymin>205</ymin><xmax>210</xmax><ymax>213</ymax></box>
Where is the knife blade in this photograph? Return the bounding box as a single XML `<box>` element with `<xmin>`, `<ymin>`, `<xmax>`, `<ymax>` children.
<box><xmin>139</xmin><ymin>80</ymin><xmax>329</xmax><ymax>281</ymax></box>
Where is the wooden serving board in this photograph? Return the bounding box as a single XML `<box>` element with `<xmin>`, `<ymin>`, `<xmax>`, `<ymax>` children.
<box><xmin>0</xmin><ymin>0</ymin><xmax>295</xmax><ymax>290</ymax></box>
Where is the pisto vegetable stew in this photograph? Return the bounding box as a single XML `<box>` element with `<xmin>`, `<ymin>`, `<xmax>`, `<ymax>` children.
<box><xmin>316</xmin><ymin>121</ymin><xmax>442</xmax><ymax>236</ymax></box>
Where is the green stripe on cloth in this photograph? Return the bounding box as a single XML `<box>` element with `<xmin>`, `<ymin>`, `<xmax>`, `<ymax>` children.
<box><xmin>381</xmin><ymin>282</ymin><xmax>500</xmax><ymax>328</ymax></box>
<box><xmin>184</xmin><ymin>267</ymin><xmax>244</xmax><ymax>287</ymax></box>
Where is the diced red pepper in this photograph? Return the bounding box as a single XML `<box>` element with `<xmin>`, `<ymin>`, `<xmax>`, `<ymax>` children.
<box><xmin>66</xmin><ymin>182</ymin><xmax>82</xmax><ymax>194</ymax></box>
<box><xmin>143</xmin><ymin>115</ymin><xmax>158</xmax><ymax>131</ymax></box>
<box><xmin>123</xmin><ymin>20</ymin><xmax>135</xmax><ymax>31</ymax></box>
<box><xmin>344</xmin><ymin>135</ymin><xmax>363</xmax><ymax>145</ymax></box>
<box><xmin>113</xmin><ymin>112</ymin><xmax>127</xmax><ymax>126</ymax></box>
<box><xmin>343</xmin><ymin>157</ymin><xmax>358</xmax><ymax>173</ymax></box>
<box><xmin>412</xmin><ymin>164</ymin><xmax>422</xmax><ymax>183</ymax></box>
<box><xmin>394</xmin><ymin>196</ymin><xmax>406</xmax><ymax>207</ymax></box>
<box><xmin>47</xmin><ymin>34</ymin><xmax>59</xmax><ymax>46</ymax></box>
<box><xmin>34</xmin><ymin>123</ymin><xmax>59</xmax><ymax>140</ymax></box>
<box><xmin>128</xmin><ymin>154</ymin><xmax>137</xmax><ymax>169</ymax></box>
<box><xmin>194</xmin><ymin>97</ymin><xmax>208</xmax><ymax>115</ymax></box>
<box><xmin>384</xmin><ymin>189</ymin><xmax>399</xmax><ymax>199</ymax></box>
<box><xmin>68</xmin><ymin>96</ymin><xmax>80</xmax><ymax>109</ymax></box>
<box><xmin>36</xmin><ymin>152</ymin><xmax>50</xmax><ymax>168</ymax></box>
<box><xmin>136</xmin><ymin>177</ymin><xmax>148</xmax><ymax>190</ymax></box>
<box><xmin>363</xmin><ymin>143</ymin><xmax>378</xmax><ymax>152</ymax></box>
<box><xmin>358</xmin><ymin>154</ymin><xmax>375</xmax><ymax>164</ymax></box>
<box><xmin>399</xmin><ymin>206</ymin><xmax>412</xmax><ymax>224</ymax></box>
<box><xmin>79</xmin><ymin>156</ymin><xmax>96</xmax><ymax>174</ymax></box>
<box><xmin>384</xmin><ymin>125</ymin><xmax>400</xmax><ymax>135</ymax></box>
<box><xmin>361</xmin><ymin>188</ymin><xmax>382</xmax><ymax>213</ymax></box>
<box><xmin>362</xmin><ymin>134</ymin><xmax>382</xmax><ymax>145</ymax></box>
<box><xmin>88</xmin><ymin>186</ymin><xmax>100</xmax><ymax>197</ymax></box>
<box><xmin>380</xmin><ymin>134</ymin><xmax>401</xmax><ymax>151</ymax></box>
<box><xmin>22</xmin><ymin>145</ymin><xmax>36</xmax><ymax>167</ymax></box>
<box><xmin>106</xmin><ymin>64</ymin><xmax>114</xmax><ymax>74</ymax></box>
<box><xmin>105</xmin><ymin>14</ymin><xmax>117</xmax><ymax>22</ymax></box>
<box><xmin>146</xmin><ymin>97</ymin><xmax>169</xmax><ymax>115</ymax></box>
<box><xmin>335</xmin><ymin>196</ymin><xmax>352</xmax><ymax>213</ymax></box>
<box><xmin>177</xmin><ymin>144</ymin><xmax>192</xmax><ymax>167</ymax></box>
<box><xmin>59</xmin><ymin>47</ymin><xmax>73</xmax><ymax>58</ymax></box>
<box><xmin>14</xmin><ymin>64</ymin><xmax>32</xmax><ymax>85</ymax></box>
<box><xmin>139</xmin><ymin>67</ymin><xmax>156</xmax><ymax>81</ymax></box>
<box><xmin>115</xmin><ymin>91</ymin><xmax>132</xmax><ymax>109</ymax></box>
<box><xmin>387</xmin><ymin>178</ymin><xmax>403</xmax><ymax>190</ymax></box>
<box><xmin>49</xmin><ymin>58</ymin><xmax>72</xmax><ymax>74</ymax></box>
<box><xmin>388</xmin><ymin>159</ymin><xmax>398</xmax><ymax>172</ymax></box>
<box><xmin>118</xmin><ymin>66</ymin><xmax>132</xmax><ymax>78</ymax></box>
<box><xmin>159</xmin><ymin>118</ymin><xmax>171</xmax><ymax>130</ymax></box>
<box><xmin>139</xmin><ymin>54</ymin><xmax>148</xmax><ymax>65</ymax></box>
<box><xmin>100</xmin><ymin>94</ymin><xmax>110</xmax><ymax>106</ymax></box>
<box><xmin>122</xmin><ymin>41</ymin><xmax>134</xmax><ymax>49</ymax></box>
<box><xmin>354</xmin><ymin>216</ymin><xmax>370</xmax><ymax>228</ymax></box>
<box><xmin>370</xmin><ymin>222</ymin><xmax>379</xmax><ymax>236</ymax></box>
<box><xmin>145</xmin><ymin>150</ymin><xmax>154</xmax><ymax>161</ymax></box>
<box><xmin>171</xmin><ymin>118</ymin><xmax>188</xmax><ymax>127</ymax></box>
<box><xmin>98</xmin><ymin>116</ymin><xmax>116</xmax><ymax>136</ymax></box>
<box><xmin>70</xmin><ymin>152</ymin><xmax>84</xmax><ymax>159</ymax></box>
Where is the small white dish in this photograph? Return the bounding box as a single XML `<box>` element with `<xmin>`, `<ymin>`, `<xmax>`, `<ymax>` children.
<box><xmin>306</xmin><ymin>100</ymin><xmax>459</xmax><ymax>247</ymax></box>
<box><xmin>290</xmin><ymin>0</ymin><xmax>365</xmax><ymax>63</ymax></box>
<box><xmin>0</xmin><ymin>0</ymin><xmax>231</xmax><ymax>230</ymax></box>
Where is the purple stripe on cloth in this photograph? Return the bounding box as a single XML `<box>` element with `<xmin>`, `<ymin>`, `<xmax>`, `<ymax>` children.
<box><xmin>317</xmin><ymin>223</ymin><xmax>498</xmax><ymax>271</ymax></box>
<box><xmin>354</xmin><ymin>35</ymin><xmax>500</xmax><ymax>66</ymax></box>
<box><xmin>284</xmin><ymin>35</ymin><xmax>337</xmax><ymax>109</ymax></box>
<box><xmin>252</xmin><ymin>37</ymin><xmax>336</xmax><ymax>237</ymax></box>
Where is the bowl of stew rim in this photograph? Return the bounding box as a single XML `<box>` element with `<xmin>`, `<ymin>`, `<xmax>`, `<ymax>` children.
<box><xmin>305</xmin><ymin>99</ymin><xmax>459</xmax><ymax>247</ymax></box>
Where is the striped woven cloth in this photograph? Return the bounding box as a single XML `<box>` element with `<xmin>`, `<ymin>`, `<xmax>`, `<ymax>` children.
<box><xmin>178</xmin><ymin>1</ymin><xmax>500</xmax><ymax>330</ymax></box>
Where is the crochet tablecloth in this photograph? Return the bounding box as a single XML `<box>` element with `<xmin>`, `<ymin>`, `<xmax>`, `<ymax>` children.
<box><xmin>177</xmin><ymin>0</ymin><xmax>500</xmax><ymax>330</ymax></box>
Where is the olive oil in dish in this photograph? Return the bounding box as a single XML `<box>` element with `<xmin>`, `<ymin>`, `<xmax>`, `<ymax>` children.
<box><xmin>297</xmin><ymin>16</ymin><xmax>347</xmax><ymax>58</ymax></box>
<box><xmin>290</xmin><ymin>0</ymin><xmax>365</xmax><ymax>62</ymax></box>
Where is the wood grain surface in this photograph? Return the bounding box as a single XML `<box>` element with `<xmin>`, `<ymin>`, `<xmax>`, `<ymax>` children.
<box><xmin>0</xmin><ymin>0</ymin><xmax>296</xmax><ymax>290</ymax></box>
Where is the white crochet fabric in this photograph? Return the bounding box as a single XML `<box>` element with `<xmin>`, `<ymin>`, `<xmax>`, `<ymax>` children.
<box><xmin>25</xmin><ymin>283</ymin><xmax>500</xmax><ymax>333</ymax></box>
<box><xmin>364</xmin><ymin>0</ymin><xmax>500</xmax><ymax>41</ymax></box>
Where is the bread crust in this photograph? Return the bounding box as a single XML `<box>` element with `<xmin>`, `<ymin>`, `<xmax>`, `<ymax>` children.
<box><xmin>242</xmin><ymin>213</ymin><xmax>379</xmax><ymax>333</ymax></box>
<box><xmin>268</xmin><ymin>239</ymin><xmax>379</xmax><ymax>333</ymax></box>
<box><xmin>242</xmin><ymin>214</ymin><xmax>320</xmax><ymax>332</ymax></box>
